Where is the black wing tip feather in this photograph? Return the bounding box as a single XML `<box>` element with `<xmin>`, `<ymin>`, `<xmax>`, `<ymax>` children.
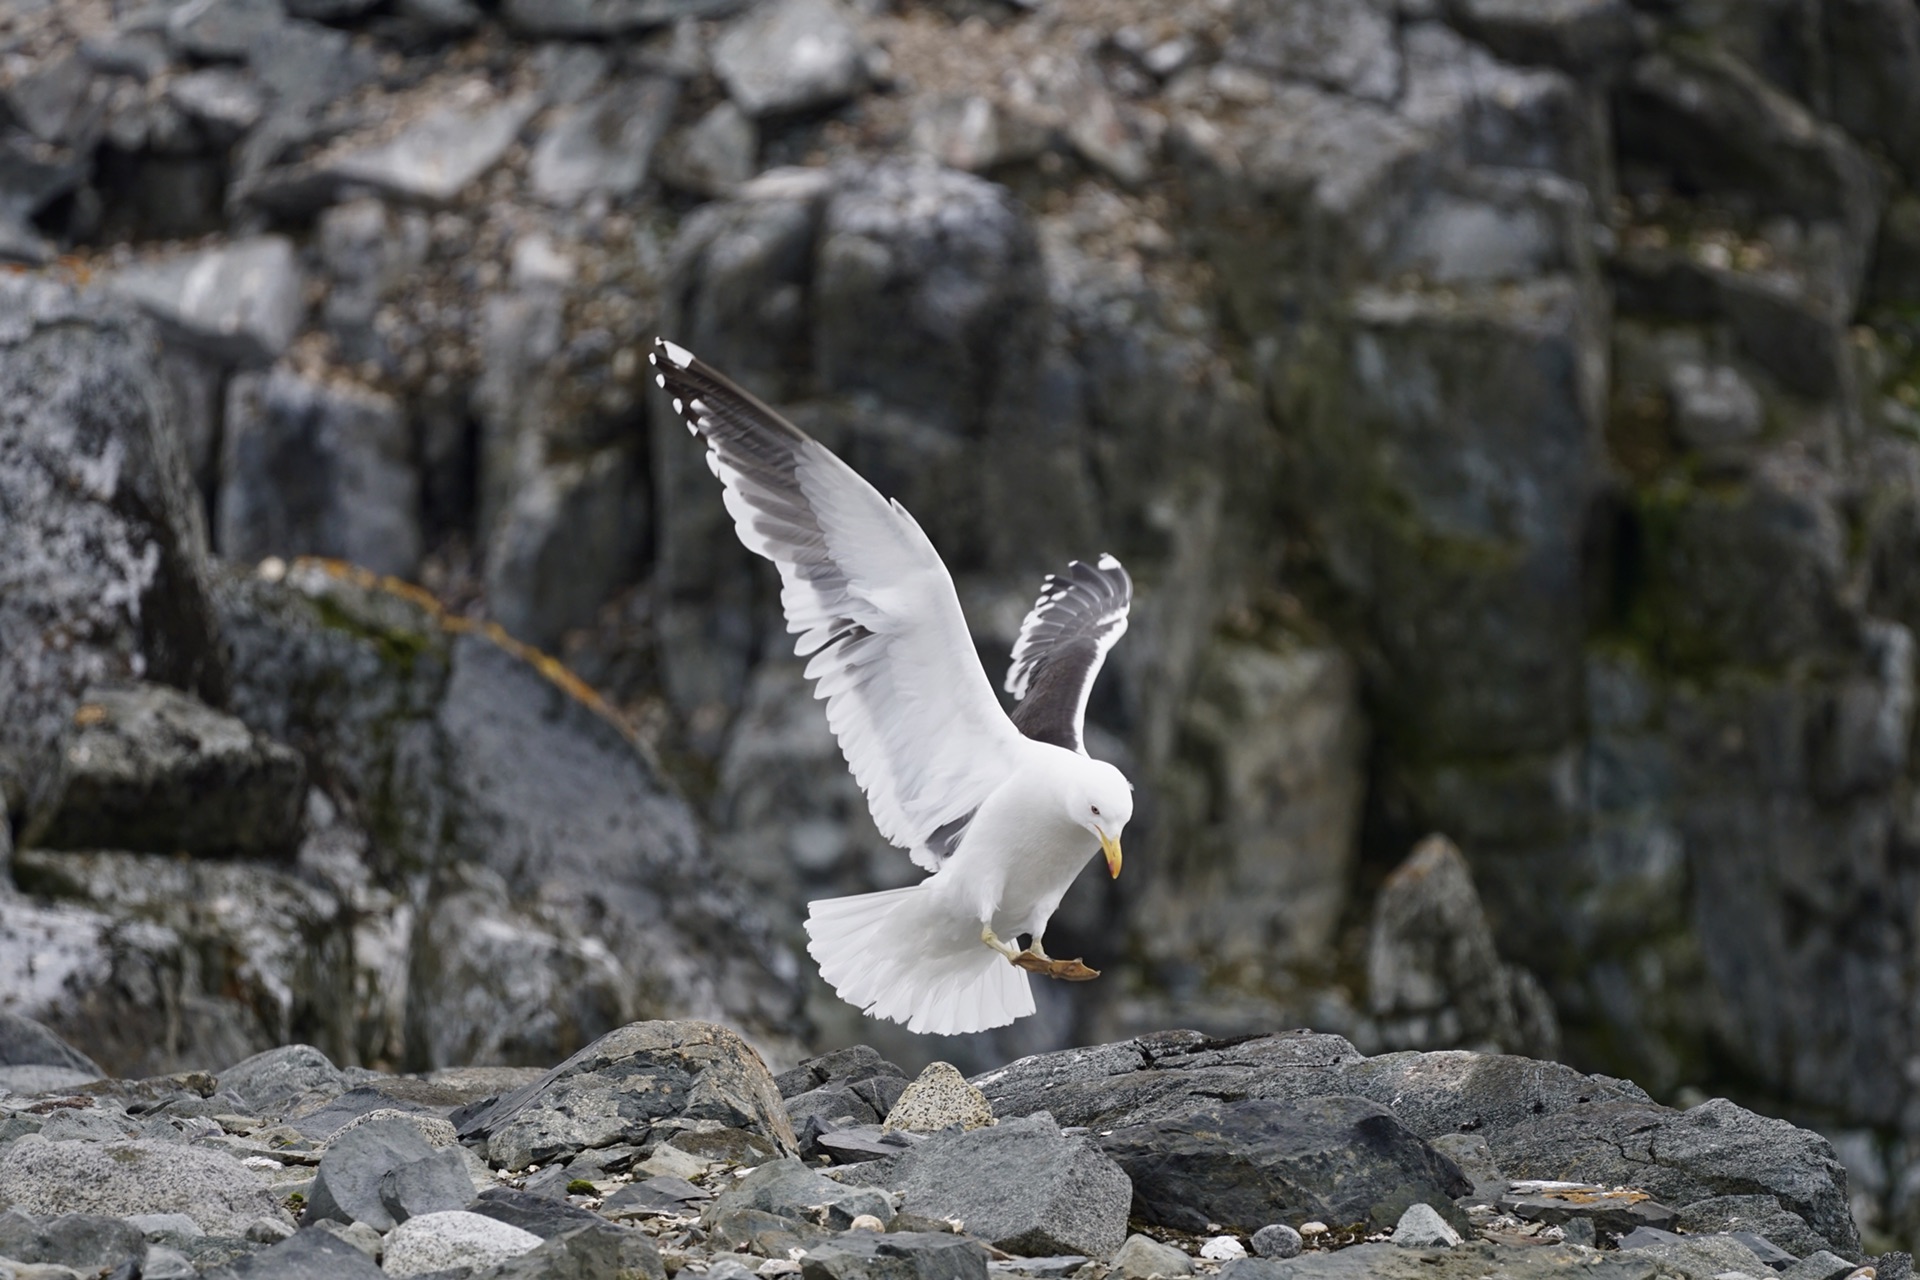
<box><xmin>648</xmin><ymin>335</ymin><xmax>813</xmax><ymax>446</ymax></box>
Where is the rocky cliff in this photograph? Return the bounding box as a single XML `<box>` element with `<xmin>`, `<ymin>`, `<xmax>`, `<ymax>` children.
<box><xmin>3</xmin><ymin>0</ymin><xmax>1920</xmax><ymax>1256</ymax></box>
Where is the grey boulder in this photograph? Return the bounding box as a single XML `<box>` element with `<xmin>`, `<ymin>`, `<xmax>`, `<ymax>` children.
<box><xmin>1100</xmin><ymin>1095</ymin><xmax>1470</xmax><ymax>1236</ymax></box>
<box><xmin>304</xmin><ymin>1114</ymin><xmax>443</xmax><ymax>1231</ymax></box>
<box><xmin>218</xmin><ymin>1044</ymin><xmax>346</xmax><ymax>1115</ymax></box>
<box><xmin>379</xmin><ymin>1145</ymin><xmax>477</xmax><ymax>1224</ymax></box>
<box><xmin>0</xmin><ymin>1210</ymin><xmax>147</xmax><ymax>1275</ymax></box>
<box><xmin>881</xmin><ymin>1114</ymin><xmax>1130</xmax><ymax>1259</ymax></box>
<box><xmin>380</xmin><ymin>1209</ymin><xmax>543</xmax><ymax>1277</ymax></box>
<box><xmin>202</xmin><ymin>1226</ymin><xmax>387</xmax><ymax>1279</ymax></box>
<box><xmin>0</xmin><ymin>1139</ymin><xmax>291</xmax><ymax>1236</ymax></box>
<box><xmin>713</xmin><ymin>0</ymin><xmax>867</xmax><ymax>118</ymax></box>
<box><xmin>458</xmin><ymin>1019</ymin><xmax>797</xmax><ymax>1172</ymax></box>
<box><xmin>0</xmin><ymin>1013</ymin><xmax>100</xmax><ymax>1076</ymax></box>
<box><xmin>23</xmin><ymin>682</ymin><xmax>305</xmax><ymax>860</ymax></box>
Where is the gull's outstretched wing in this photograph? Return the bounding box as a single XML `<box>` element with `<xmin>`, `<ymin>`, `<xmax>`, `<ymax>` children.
<box><xmin>1005</xmin><ymin>554</ymin><xmax>1132</xmax><ymax>754</ymax></box>
<box><xmin>651</xmin><ymin>337</ymin><xmax>1024</xmax><ymax>872</ymax></box>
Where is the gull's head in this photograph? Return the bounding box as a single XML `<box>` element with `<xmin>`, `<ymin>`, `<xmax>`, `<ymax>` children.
<box><xmin>1068</xmin><ymin>758</ymin><xmax>1133</xmax><ymax>878</ymax></box>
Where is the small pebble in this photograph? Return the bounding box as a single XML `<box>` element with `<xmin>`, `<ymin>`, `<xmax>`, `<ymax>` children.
<box><xmin>1198</xmin><ymin>1236</ymin><xmax>1245</xmax><ymax>1261</ymax></box>
<box><xmin>1299</xmin><ymin>1222</ymin><xmax>1328</xmax><ymax>1237</ymax></box>
<box><xmin>849</xmin><ymin>1214</ymin><xmax>886</xmax><ymax>1232</ymax></box>
<box><xmin>1250</xmin><ymin>1224</ymin><xmax>1302</xmax><ymax>1259</ymax></box>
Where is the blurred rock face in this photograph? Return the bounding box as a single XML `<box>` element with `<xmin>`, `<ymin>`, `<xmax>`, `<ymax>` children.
<box><xmin>4</xmin><ymin>0</ymin><xmax>1920</xmax><ymax>1244</ymax></box>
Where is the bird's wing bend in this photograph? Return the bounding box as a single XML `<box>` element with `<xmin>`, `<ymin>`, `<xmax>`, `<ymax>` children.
<box><xmin>651</xmin><ymin>337</ymin><xmax>1024</xmax><ymax>872</ymax></box>
<box><xmin>1005</xmin><ymin>554</ymin><xmax>1132</xmax><ymax>754</ymax></box>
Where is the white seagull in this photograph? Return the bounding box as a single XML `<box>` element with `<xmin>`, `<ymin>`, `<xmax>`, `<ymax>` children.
<box><xmin>650</xmin><ymin>337</ymin><xmax>1135</xmax><ymax>1036</ymax></box>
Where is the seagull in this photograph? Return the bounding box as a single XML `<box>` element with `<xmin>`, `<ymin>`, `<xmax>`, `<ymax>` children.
<box><xmin>650</xmin><ymin>337</ymin><xmax>1135</xmax><ymax>1036</ymax></box>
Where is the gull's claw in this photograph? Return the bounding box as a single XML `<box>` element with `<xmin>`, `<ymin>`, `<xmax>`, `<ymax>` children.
<box><xmin>1011</xmin><ymin>950</ymin><xmax>1100</xmax><ymax>981</ymax></box>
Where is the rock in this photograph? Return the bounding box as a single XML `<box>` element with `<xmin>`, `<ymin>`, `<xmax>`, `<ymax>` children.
<box><xmin>881</xmin><ymin>1114</ymin><xmax>1130</xmax><ymax>1259</ymax></box>
<box><xmin>1366</xmin><ymin>835</ymin><xmax>1560</xmax><ymax>1057</ymax></box>
<box><xmin>1666</xmin><ymin>362</ymin><xmax>1764</xmax><ymax>449</ymax></box>
<box><xmin>478</xmin><ymin>1221</ymin><xmax>668</xmax><ymax>1280</ymax></box>
<box><xmin>472</xmin><ymin>1187</ymin><xmax>614</xmax><ymax>1239</ymax></box>
<box><xmin>908</xmin><ymin>94</ymin><xmax>1047</xmax><ymax>175</ymax></box>
<box><xmin>657</xmin><ymin>102</ymin><xmax>758</xmax><ymax>196</ymax></box>
<box><xmin>1101</xmin><ymin>1094</ymin><xmax>1470</xmax><ymax>1235</ymax></box>
<box><xmin>1441</xmin><ymin>0</ymin><xmax>1638</xmax><ymax>71</ymax></box>
<box><xmin>1248</xmin><ymin>1225</ymin><xmax>1301</xmax><ymax>1260</ymax></box>
<box><xmin>1619</xmin><ymin>1230</ymin><xmax>1781</xmax><ymax>1279</ymax></box>
<box><xmin>166</xmin><ymin>0</ymin><xmax>286</xmax><ymax>60</ymax></box>
<box><xmin>777</xmin><ymin>1046</ymin><xmax>908</xmax><ymax>1099</ymax></box>
<box><xmin>602</xmin><ymin>1174</ymin><xmax>710</xmax><ymax>1220</ymax></box>
<box><xmin>482</xmin><ymin>446</ymin><xmax>647</xmax><ymax>652</ymax></box>
<box><xmin>1487</xmin><ymin>1097</ymin><xmax>1858</xmax><ymax>1255</ymax></box>
<box><xmin>166</xmin><ymin>68</ymin><xmax>265</xmax><ymax>140</ymax></box>
<box><xmin>1426</xmin><ymin>1134</ymin><xmax>1504</xmax><ymax>1205</ymax></box>
<box><xmin>800</xmin><ymin>1231</ymin><xmax>990</xmax><ymax>1280</ymax></box>
<box><xmin>1141</xmin><ymin>639</ymin><xmax>1367</xmax><ymax>980</ymax></box>
<box><xmin>219</xmin><ymin>1045</ymin><xmax>346</xmax><ymax>1115</ymax></box>
<box><xmin>406</xmin><ymin>862</ymin><xmax>634</xmax><ymax>1071</ymax></box>
<box><xmin>712</xmin><ymin>0</ymin><xmax>867</xmax><ymax>118</ymax></box>
<box><xmin>0</xmin><ymin>1014</ymin><xmax>100</xmax><ymax>1077</ymax></box>
<box><xmin>0</xmin><ymin>279</ymin><xmax>226</xmax><ymax>818</ymax></box>
<box><xmin>1112</xmin><ymin>1234</ymin><xmax>1193</xmax><ymax>1279</ymax></box>
<box><xmin>125</xmin><ymin>1215</ymin><xmax>205</xmax><ymax>1243</ymax></box>
<box><xmin>813</xmin><ymin>161</ymin><xmax>1041</xmax><ymax>435</ymax></box>
<box><xmin>1199</xmin><ymin>1238</ymin><xmax>1246</xmax><ymax>1261</ymax></box>
<box><xmin>1780</xmin><ymin>1253</ymin><xmax>1865</xmax><ymax>1280</ymax></box>
<box><xmin>706</xmin><ymin>1158</ymin><xmax>894</xmax><ymax>1230</ymax></box>
<box><xmin>529</xmin><ymin>77</ymin><xmax>679</xmax><ymax>204</ymax></box>
<box><xmin>380</xmin><ymin>1210</ymin><xmax>543</xmax><ymax>1277</ymax></box>
<box><xmin>457</xmin><ymin>1020</ymin><xmax>797</xmax><ymax>1171</ymax></box>
<box><xmin>0</xmin><ymin>1139</ymin><xmax>291</xmax><ymax>1236</ymax></box>
<box><xmin>0</xmin><ymin>1213</ymin><xmax>146</xmax><ymax>1275</ymax></box>
<box><xmin>111</xmin><ymin>237</ymin><xmax>306</xmax><ymax>367</ymax></box>
<box><xmin>1674</xmin><ymin>1194</ymin><xmax>1836</xmax><ymax>1259</ymax></box>
<box><xmin>202</xmin><ymin>1226</ymin><xmax>386</xmax><ymax>1279</ymax></box>
<box><xmin>328</xmin><ymin>94</ymin><xmax>539</xmax><ymax>203</ymax></box>
<box><xmin>1496</xmin><ymin>1183</ymin><xmax>1678</xmax><ymax>1237</ymax></box>
<box><xmin>501</xmin><ymin>0</ymin><xmax>741</xmax><ymax>37</ymax></box>
<box><xmin>1228</xmin><ymin>0</ymin><xmax>1400</xmax><ymax>103</ymax></box>
<box><xmin>218</xmin><ymin>368</ymin><xmax>422</xmax><ymax>580</ymax></box>
<box><xmin>379</xmin><ymin>1146</ymin><xmax>477</xmax><ymax>1223</ymax></box>
<box><xmin>1219</xmin><ymin>1242</ymin><xmax>1659</xmax><ymax>1278</ymax></box>
<box><xmin>244</xmin><ymin>1217</ymin><xmax>296</xmax><ymax>1243</ymax></box>
<box><xmin>1389</xmin><ymin>1203</ymin><xmax>1461</xmax><ymax>1249</ymax></box>
<box><xmin>305</xmin><ymin>1114</ymin><xmax>445</xmax><ymax>1230</ymax></box>
<box><xmin>882</xmin><ymin>1063</ymin><xmax>993</xmax><ymax>1134</ymax></box>
<box><xmin>22</xmin><ymin>683</ymin><xmax>305</xmax><ymax>859</ymax></box>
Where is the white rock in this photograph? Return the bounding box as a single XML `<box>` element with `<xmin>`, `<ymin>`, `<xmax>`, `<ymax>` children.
<box><xmin>1198</xmin><ymin>1236</ymin><xmax>1246</xmax><ymax>1261</ymax></box>
<box><xmin>1391</xmin><ymin>1202</ymin><xmax>1463</xmax><ymax>1249</ymax></box>
<box><xmin>380</xmin><ymin>1210</ymin><xmax>542</xmax><ymax>1277</ymax></box>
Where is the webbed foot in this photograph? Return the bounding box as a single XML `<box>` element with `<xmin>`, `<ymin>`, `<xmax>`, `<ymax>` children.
<box><xmin>1011</xmin><ymin>950</ymin><xmax>1100</xmax><ymax>981</ymax></box>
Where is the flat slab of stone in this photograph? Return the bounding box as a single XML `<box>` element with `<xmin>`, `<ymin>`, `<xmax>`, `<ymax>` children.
<box><xmin>328</xmin><ymin>94</ymin><xmax>538</xmax><ymax>203</ymax></box>
<box><xmin>1496</xmin><ymin>1182</ymin><xmax>1678</xmax><ymax>1235</ymax></box>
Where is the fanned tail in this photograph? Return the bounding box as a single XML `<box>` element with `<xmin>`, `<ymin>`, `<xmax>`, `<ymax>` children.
<box><xmin>805</xmin><ymin>885</ymin><xmax>1034</xmax><ymax>1036</ymax></box>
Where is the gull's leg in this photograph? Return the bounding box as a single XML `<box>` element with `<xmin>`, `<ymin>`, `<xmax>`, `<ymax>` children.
<box><xmin>1009</xmin><ymin>932</ymin><xmax>1100</xmax><ymax>982</ymax></box>
<box><xmin>980</xmin><ymin>925</ymin><xmax>1022</xmax><ymax>961</ymax></box>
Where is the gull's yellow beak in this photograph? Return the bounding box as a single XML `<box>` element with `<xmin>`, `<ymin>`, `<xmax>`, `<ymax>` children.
<box><xmin>1099</xmin><ymin>829</ymin><xmax>1123</xmax><ymax>879</ymax></box>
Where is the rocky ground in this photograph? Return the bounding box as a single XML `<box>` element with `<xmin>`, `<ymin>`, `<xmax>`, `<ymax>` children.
<box><xmin>9</xmin><ymin>0</ymin><xmax>1920</xmax><ymax>1259</ymax></box>
<box><xmin>0</xmin><ymin>1011</ymin><xmax>1905</xmax><ymax>1280</ymax></box>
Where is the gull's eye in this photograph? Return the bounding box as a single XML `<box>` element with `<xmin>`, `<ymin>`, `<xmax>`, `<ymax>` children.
<box><xmin>1091</xmin><ymin>805</ymin><xmax>1101</xmax><ymax>815</ymax></box>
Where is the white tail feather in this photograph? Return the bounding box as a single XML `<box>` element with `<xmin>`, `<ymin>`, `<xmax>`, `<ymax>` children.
<box><xmin>805</xmin><ymin>885</ymin><xmax>1034</xmax><ymax>1036</ymax></box>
